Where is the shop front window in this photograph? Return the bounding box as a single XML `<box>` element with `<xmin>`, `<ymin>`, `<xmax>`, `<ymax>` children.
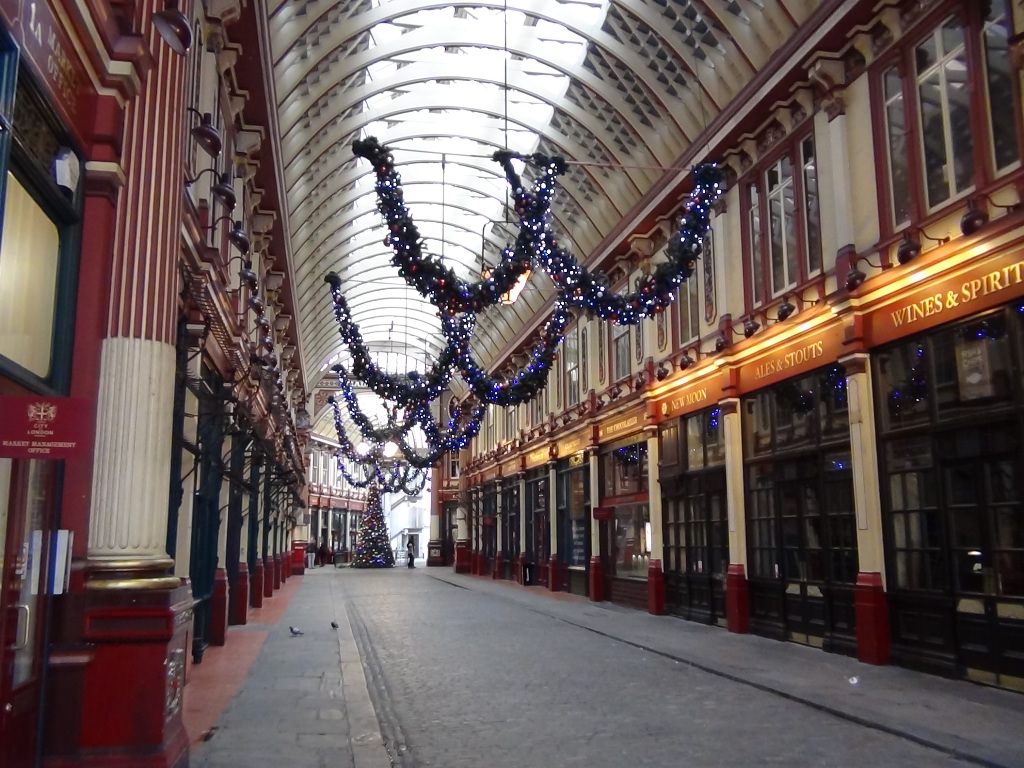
<box><xmin>613</xmin><ymin>503</ymin><xmax>650</xmax><ymax>578</ymax></box>
<box><xmin>601</xmin><ymin>442</ymin><xmax>648</xmax><ymax>498</ymax></box>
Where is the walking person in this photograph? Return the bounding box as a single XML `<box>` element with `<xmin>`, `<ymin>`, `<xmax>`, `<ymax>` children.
<box><xmin>407</xmin><ymin>539</ymin><xmax>416</xmax><ymax>569</ymax></box>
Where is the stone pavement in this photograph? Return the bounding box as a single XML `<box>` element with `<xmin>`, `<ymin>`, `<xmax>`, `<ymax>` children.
<box><xmin>189</xmin><ymin>566</ymin><xmax>1024</xmax><ymax>768</ymax></box>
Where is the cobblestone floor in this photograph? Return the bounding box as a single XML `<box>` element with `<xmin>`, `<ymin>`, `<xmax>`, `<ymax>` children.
<box><xmin>192</xmin><ymin>566</ymin><xmax>1024</xmax><ymax>768</ymax></box>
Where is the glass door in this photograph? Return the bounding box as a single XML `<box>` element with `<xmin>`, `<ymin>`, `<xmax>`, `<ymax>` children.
<box><xmin>1</xmin><ymin>458</ymin><xmax>56</xmax><ymax>767</ymax></box>
<box><xmin>941</xmin><ymin>425</ymin><xmax>1024</xmax><ymax>686</ymax></box>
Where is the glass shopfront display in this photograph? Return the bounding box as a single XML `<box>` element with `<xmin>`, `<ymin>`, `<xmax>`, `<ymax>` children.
<box><xmin>556</xmin><ymin>456</ymin><xmax>589</xmax><ymax>594</ymax></box>
<box><xmin>598</xmin><ymin>438</ymin><xmax>651</xmax><ymax>607</ymax></box>
<box><xmin>662</xmin><ymin>406</ymin><xmax>728</xmax><ymax>624</ymax></box>
<box><xmin>875</xmin><ymin>303</ymin><xmax>1024</xmax><ymax>686</ymax></box>
<box><xmin>742</xmin><ymin>364</ymin><xmax>857</xmax><ymax>652</ymax></box>
<box><xmin>481</xmin><ymin>483</ymin><xmax>498</xmax><ymax>573</ymax></box>
<box><xmin>500</xmin><ymin>482</ymin><xmax>520</xmax><ymax>579</ymax></box>
<box><xmin>525</xmin><ymin>469</ymin><xmax>549</xmax><ymax>585</ymax></box>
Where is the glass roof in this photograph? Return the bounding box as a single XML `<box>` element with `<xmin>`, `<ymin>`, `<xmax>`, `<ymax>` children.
<box><xmin>262</xmin><ymin>0</ymin><xmax>817</xmax><ymax>433</ymax></box>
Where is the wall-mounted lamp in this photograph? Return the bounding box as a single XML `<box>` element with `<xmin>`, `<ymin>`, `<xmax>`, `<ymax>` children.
<box><xmin>153</xmin><ymin>1</ymin><xmax>191</xmax><ymax>54</ymax></box>
<box><xmin>186</xmin><ymin>168</ymin><xmax>236</xmax><ymax>211</ymax></box>
<box><xmin>206</xmin><ymin>216</ymin><xmax>251</xmax><ymax>254</ymax></box>
<box><xmin>677</xmin><ymin>352</ymin><xmax>694</xmax><ymax>370</ymax></box>
<box><xmin>742</xmin><ymin>318</ymin><xmax>760</xmax><ymax>338</ymax></box>
<box><xmin>775</xmin><ymin>297</ymin><xmax>796</xmax><ymax>321</ymax></box>
<box><xmin>844</xmin><ymin>254</ymin><xmax>881</xmax><ymax>291</ymax></box>
<box><xmin>186</xmin><ymin>108</ymin><xmax>222</xmax><ymax>159</ymax></box>
<box><xmin>248</xmin><ymin>295</ymin><xmax>266</xmax><ymax>315</ymax></box>
<box><xmin>961</xmin><ymin>193</ymin><xmax>1020</xmax><ymax>236</ymax></box>
<box><xmin>897</xmin><ymin>226</ymin><xmax>949</xmax><ymax>265</ymax></box>
<box><xmin>655</xmin><ymin>362</ymin><xmax>670</xmax><ymax>381</ymax></box>
<box><xmin>714</xmin><ymin>335</ymin><xmax>730</xmax><ymax>353</ymax></box>
<box><xmin>960</xmin><ymin>199</ymin><xmax>989</xmax><ymax>236</ymax></box>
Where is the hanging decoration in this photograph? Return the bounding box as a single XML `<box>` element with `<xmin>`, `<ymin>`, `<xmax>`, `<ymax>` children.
<box><xmin>353</xmin><ymin>137</ymin><xmax>540</xmax><ymax>315</ymax></box>
<box><xmin>330</xmin><ymin>364</ymin><xmax>485</xmax><ymax>468</ymax></box>
<box><xmin>321</xmin><ymin>136</ymin><xmax>723</xmax><ymax>481</ymax></box>
<box><xmin>354</xmin><ymin>137</ymin><xmax>723</xmax><ymax>325</ymax></box>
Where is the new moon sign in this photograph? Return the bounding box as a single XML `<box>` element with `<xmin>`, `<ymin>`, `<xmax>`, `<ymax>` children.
<box><xmin>0</xmin><ymin>396</ymin><xmax>90</xmax><ymax>459</ymax></box>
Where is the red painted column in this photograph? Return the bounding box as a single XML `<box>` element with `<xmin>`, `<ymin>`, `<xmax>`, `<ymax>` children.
<box><xmin>517</xmin><ymin>553</ymin><xmax>528</xmax><ymax>585</ymax></box>
<box><xmin>588</xmin><ymin>555</ymin><xmax>604</xmax><ymax>602</ymax></box>
<box><xmin>231</xmin><ymin>563</ymin><xmax>250</xmax><ymax>625</ymax></box>
<box><xmin>263</xmin><ymin>556</ymin><xmax>274</xmax><ymax>598</ymax></box>
<box><xmin>57</xmin><ymin>4</ymin><xmax>195</xmax><ymax>765</ymax></box>
<box><xmin>492</xmin><ymin>552</ymin><xmax>502</xmax><ymax>579</ymax></box>
<box><xmin>209</xmin><ymin>568</ymin><xmax>229</xmax><ymax>645</ymax></box>
<box><xmin>251</xmin><ymin>559</ymin><xmax>265</xmax><ymax>608</ymax></box>
<box><xmin>273</xmin><ymin>553</ymin><xmax>282</xmax><ymax>589</ymax></box>
<box><xmin>855</xmin><ymin>572</ymin><xmax>891</xmax><ymax>665</ymax></box>
<box><xmin>454</xmin><ymin>541</ymin><xmax>470</xmax><ymax>573</ymax></box>
<box><xmin>647</xmin><ymin>560</ymin><xmax>666</xmax><ymax>615</ymax></box>
<box><xmin>548</xmin><ymin>555</ymin><xmax>560</xmax><ymax>591</ymax></box>
<box><xmin>726</xmin><ymin>564</ymin><xmax>750</xmax><ymax>633</ymax></box>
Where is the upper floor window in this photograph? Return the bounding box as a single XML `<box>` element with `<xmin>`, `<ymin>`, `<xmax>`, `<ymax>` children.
<box><xmin>612</xmin><ymin>321</ymin><xmax>631</xmax><ymax>381</ymax></box>
<box><xmin>879</xmin><ymin>2</ymin><xmax>1019</xmax><ymax>228</ymax></box>
<box><xmin>678</xmin><ymin>250</ymin><xmax>700</xmax><ymax>346</ymax></box>
<box><xmin>486</xmin><ymin>405</ymin><xmax>495</xmax><ymax>448</ymax></box>
<box><xmin>504</xmin><ymin>403</ymin><xmax>517</xmax><ymax>442</ymax></box>
<box><xmin>448</xmin><ymin>457</ymin><xmax>460</xmax><ymax>479</ymax></box>
<box><xmin>580</xmin><ymin>326</ymin><xmax>589</xmax><ymax>393</ymax></box>
<box><xmin>744</xmin><ymin>135</ymin><xmax>822</xmax><ymax>306</ymax></box>
<box><xmin>564</xmin><ymin>324</ymin><xmax>580</xmax><ymax>407</ymax></box>
<box><xmin>531</xmin><ymin>389</ymin><xmax>545</xmax><ymax>426</ymax></box>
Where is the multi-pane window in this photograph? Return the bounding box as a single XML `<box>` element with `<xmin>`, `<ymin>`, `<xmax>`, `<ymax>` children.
<box><xmin>678</xmin><ymin>249</ymin><xmax>700</xmax><ymax>345</ymax></box>
<box><xmin>531</xmin><ymin>389</ymin><xmax>545</xmax><ymax>426</ymax></box>
<box><xmin>880</xmin><ymin>3</ymin><xmax>1019</xmax><ymax>227</ymax></box>
<box><xmin>612</xmin><ymin>321</ymin><xmax>631</xmax><ymax>381</ymax></box>
<box><xmin>917</xmin><ymin>18</ymin><xmax>973</xmax><ymax>210</ymax></box>
<box><xmin>745</xmin><ymin>135</ymin><xmax>821</xmax><ymax>306</ymax></box>
<box><xmin>504</xmin><ymin>403</ymin><xmax>517</xmax><ymax>443</ymax></box>
<box><xmin>564</xmin><ymin>324</ymin><xmax>580</xmax><ymax>407</ymax></box>
<box><xmin>486</xmin><ymin>404</ymin><xmax>495</xmax><ymax>448</ymax></box>
<box><xmin>580</xmin><ymin>326</ymin><xmax>589</xmax><ymax>393</ymax></box>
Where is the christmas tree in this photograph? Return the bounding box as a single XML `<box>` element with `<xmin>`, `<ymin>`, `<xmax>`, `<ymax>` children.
<box><xmin>352</xmin><ymin>481</ymin><xmax>395</xmax><ymax>568</ymax></box>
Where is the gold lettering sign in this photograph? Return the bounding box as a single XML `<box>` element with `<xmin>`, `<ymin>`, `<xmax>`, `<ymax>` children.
<box><xmin>598</xmin><ymin>412</ymin><xmax>642</xmax><ymax>441</ymax></box>
<box><xmin>13</xmin><ymin>0</ymin><xmax>83</xmax><ymax>121</ymax></box>
<box><xmin>656</xmin><ymin>375</ymin><xmax>721</xmax><ymax>419</ymax></box>
<box><xmin>737</xmin><ymin>323</ymin><xmax>843</xmax><ymax>394</ymax></box>
<box><xmin>877</xmin><ymin>258</ymin><xmax>1024</xmax><ymax>340</ymax></box>
<box><xmin>557</xmin><ymin>435</ymin><xmax>583</xmax><ymax>456</ymax></box>
<box><xmin>568</xmin><ymin>452</ymin><xmax>585</xmax><ymax>467</ymax></box>
<box><xmin>525</xmin><ymin>447</ymin><xmax>549</xmax><ymax>468</ymax></box>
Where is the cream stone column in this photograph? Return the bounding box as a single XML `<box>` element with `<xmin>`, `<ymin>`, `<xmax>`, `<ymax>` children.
<box><xmin>86</xmin><ymin>8</ymin><xmax>190</xmax><ymax>587</ymax></box>
<box><xmin>173</xmin><ymin>386</ymin><xmax>199</xmax><ymax>580</ymax></box>
<box><xmin>844</xmin><ymin>353</ymin><xmax>891</xmax><ymax>664</ymax></box>
<box><xmin>547</xmin><ymin>461</ymin><xmax>558</xmax><ymax>587</ymax></box>
<box><xmin>589</xmin><ymin>450</ymin><xmax>601</xmax><ymax>556</ymax></box>
<box><xmin>494</xmin><ymin>480</ymin><xmax>504</xmax><ymax>577</ymax></box>
<box><xmin>721</xmin><ymin>398</ymin><xmax>750</xmax><ymax>632</ymax></box>
<box><xmin>646</xmin><ymin>429</ymin><xmax>663</xmax><ymax>559</ymax></box>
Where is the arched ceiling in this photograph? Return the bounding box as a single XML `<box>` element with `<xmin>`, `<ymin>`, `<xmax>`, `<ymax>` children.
<box><xmin>260</xmin><ymin>0</ymin><xmax>820</xmax><ymax>430</ymax></box>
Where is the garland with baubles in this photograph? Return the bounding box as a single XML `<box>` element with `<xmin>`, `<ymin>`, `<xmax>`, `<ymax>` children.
<box><xmin>355</xmin><ymin>137</ymin><xmax>723</xmax><ymax>325</ymax></box>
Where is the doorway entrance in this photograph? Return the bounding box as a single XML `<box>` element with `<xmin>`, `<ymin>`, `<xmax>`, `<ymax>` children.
<box><xmin>1</xmin><ymin>459</ymin><xmax>58</xmax><ymax>767</ymax></box>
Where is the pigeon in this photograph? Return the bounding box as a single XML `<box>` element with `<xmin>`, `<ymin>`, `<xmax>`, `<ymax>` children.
<box><xmin>201</xmin><ymin>727</ymin><xmax>219</xmax><ymax>742</ymax></box>
<box><xmin>289</xmin><ymin>625</ymin><xmax>304</xmax><ymax>636</ymax></box>
<box><xmin>330</xmin><ymin>621</ymin><xmax>339</xmax><ymax>630</ymax></box>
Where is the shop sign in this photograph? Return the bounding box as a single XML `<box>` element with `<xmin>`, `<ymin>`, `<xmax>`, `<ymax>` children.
<box><xmin>655</xmin><ymin>372</ymin><xmax>724</xmax><ymax>419</ymax></box>
<box><xmin>556</xmin><ymin>430</ymin><xmax>587</xmax><ymax>457</ymax></box>
<box><xmin>0</xmin><ymin>396</ymin><xmax>90</xmax><ymax>459</ymax></box>
<box><xmin>500</xmin><ymin>457</ymin><xmax>519</xmax><ymax>477</ymax></box>
<box><xmin>481</xmin><ymin>466</ymin><xmax>499</xmax><ymax>482</ymax></box>
<box><xmin>869</xmin><ymin>252</ymin><xmax>1024</xmax><ymax>346</ymax></box>
<box><xmin>597</xmin><ymin>407</ymin><xmax>644</xmax><ymax>443</ymax></box>
<box><xmin>524</xmin><ymin>445</ymin><xmax>550</xmax><ymax>469</ymax></box>
<box><xmin>0</xmin><ymin>0</ymin><xmax>85</xmax><ymax>123</ymax></box>
<box><xmin>568</xmin><ymin>452</ymin><xmax>585</xmax><ymax>467</ymax></box>
<box><xmin>737</xmin><ymin>322</ymin><xmax>844</xmax><ymax>393</ymax></box>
